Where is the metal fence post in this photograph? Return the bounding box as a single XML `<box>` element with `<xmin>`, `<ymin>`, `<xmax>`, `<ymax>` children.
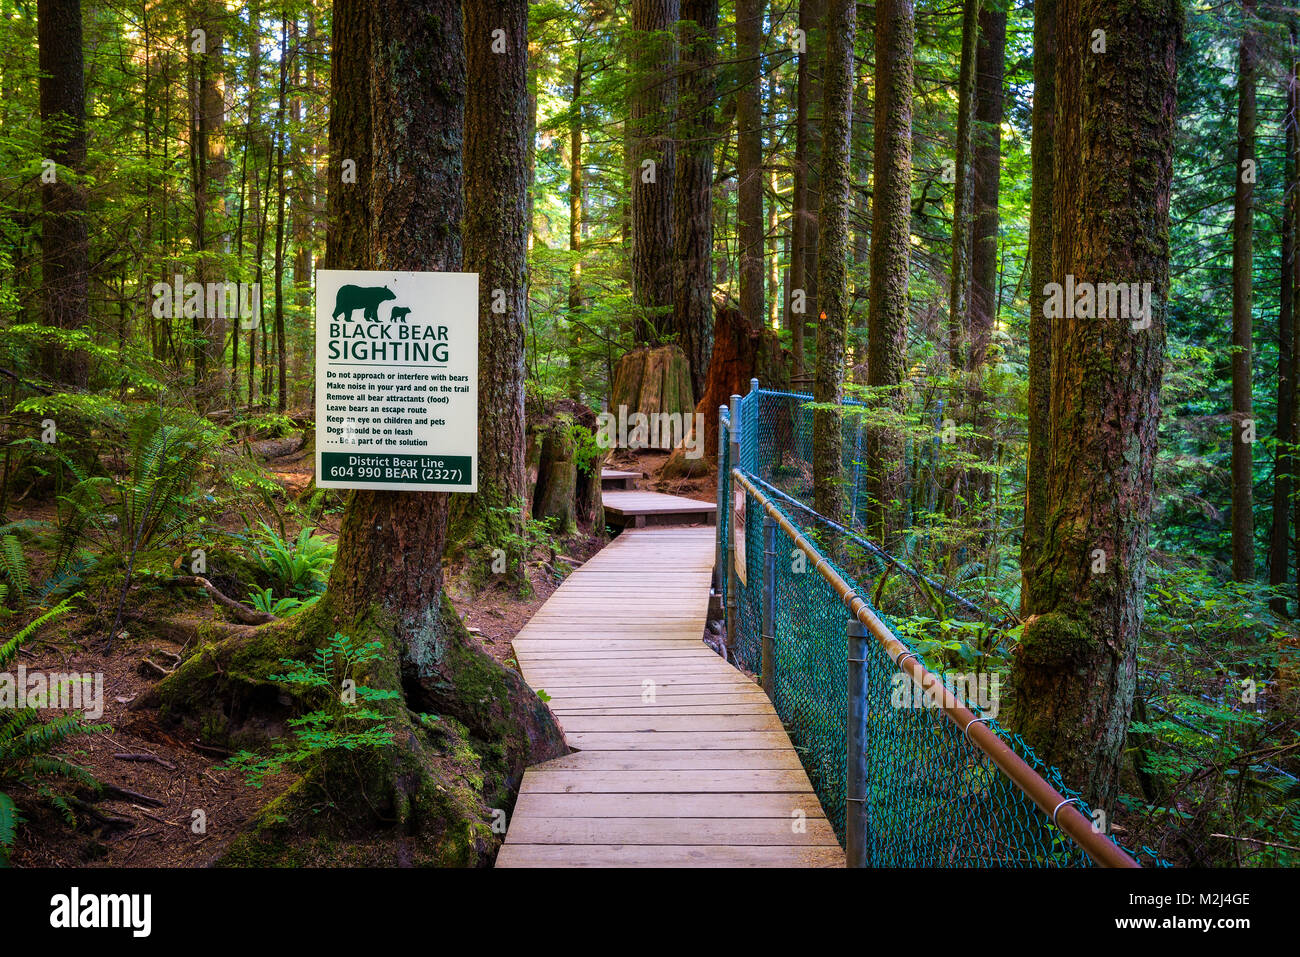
<box><xmin>715</xmin><ymin>404</ymin><xmax>728</xmax><ymax>594</ymax></box>
<box><xmin>725</xmin><ymin>394</ymin><xmax>742</xmax><ymax>656</ymax></box>
<box><xmin>761</xmin><ymin>512</ymin><xmax>777</xmax><ymax>697</ymax></box>
<box><xmin>846</xmin><ymin>617</ymin><xmax>869</xmax><ymax>868</ymax></box>
<box><xmin>749</xmin><ymin>377</ymin><xmax>759</xmax><ymax>394</ymax></box>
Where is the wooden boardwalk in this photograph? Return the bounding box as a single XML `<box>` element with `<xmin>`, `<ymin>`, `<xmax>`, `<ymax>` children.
<box><xmin>496</xmin><ymin>523</ymin><xmax>843</xmax><ymax>867</ymax></box>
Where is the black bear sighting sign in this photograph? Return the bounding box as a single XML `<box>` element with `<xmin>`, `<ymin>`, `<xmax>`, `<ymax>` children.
<box><xmin>315</xmin><ymin>269</ymin><xmax>478</xmax><ymax>492</ymax></box>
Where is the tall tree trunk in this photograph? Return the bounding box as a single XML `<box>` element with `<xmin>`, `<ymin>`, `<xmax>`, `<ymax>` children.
<box><xmin>273</xmin><ymin>15</ymin><xmax>289</xmax><ymax>413</ymax></box>
<box><xmin>812</xmin><ymin>0</ymin><xmax>855</xmax><ymax>526</ymax></box>
<box><xmin>862</xmin><ymin>0</ymin><xmax>913</xmax><ymax>543</ymax></box>
<box><xmin>325</xmin><ymin>0</ymin><xmax>370</xmax><ymax>270</ymax></box>
<box><xmin>194</xmin><ymin>0</ymin><xmax>227</xmax><ymax>400</ymax></box>
<box><xmin>37</xmin><ymin>0</ymin><xmax>89</xmax><ymax>388</ymax></box>
<box><xmin>736</xmin><ymin>0</ymin><xmax>764</xmax><ymax>331</ymax></box>
<box><xmin>568</xmin><ymin>49</ymin><xmax>584</xmax><ymax>399</ymax></box>
<box><xmin>1231</xmin><ymin>0</ymin><xmax>1257</xmax><ymax>582</ymax></box>
<box><xmin>1021</xmin><ymin>0</ymin><xmax>1055</xmax><ymax>613</ymax></box>
<box><xmin>1009</xmin><ymin>0</ymin><xmax>1179</xmax><ymax>813</ymax></box>
<box><xmin>448</xmin><ymin>0</ymin><xmax>531</xmax><ymax>582</ymax></box>
<box><xmin>1272</xmin><ymin>24</ymin><xmax>1297</xmax><ymax>616</ymax></box>
<box><xmin>947</xmin><ymin>0</ymin><xmax>978</xmax><ymax>371</ymax></box>
<box><xmin>673</xmin><ymin>0</ymin><xmax>718</xmax><ymax>402</ymax></box>
<box><xmin>788</xmin><ymin>0</ymin><xmax>824</xmax><ymax>380</ymax></box>
<box><xmin>968</xmin><ymin>3</ymin><xmax>1004</xmax><ymax>372</ymax></box>
<box><xmin>629</xmin><ymin>0</ymin><xmax>679</xmax><ymax>343</ymax></box>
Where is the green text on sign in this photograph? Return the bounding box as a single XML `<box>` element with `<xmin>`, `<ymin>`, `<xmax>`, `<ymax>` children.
<box><xmin>320</xmin><ymin>453</ymin><xmax>473</xmax><ymax>487</ymax></box>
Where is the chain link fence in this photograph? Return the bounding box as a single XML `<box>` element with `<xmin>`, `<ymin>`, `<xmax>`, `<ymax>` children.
<box><xmin>716</xmin><ymin>386</ymin><xmax>1165</xmax><ymax>867</ymax></box>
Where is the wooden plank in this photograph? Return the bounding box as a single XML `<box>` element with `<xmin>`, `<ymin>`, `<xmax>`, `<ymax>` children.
<box><xmin>553</xmin><ymin>702</ymin><xmax>776</xmax><ymax>715</ymax></box>
<box><xmin>553</xmin><ymin>714</ymin><xmax>785</xmax><ymax>733</ymax></box>
<box><xmin>535</xmin><ymin>749</ymin><xmax>808</xmax><ymax>771</ymax></box>
<box><xmin>510</xmin><ymin>790</ymin><xmax>830</xmax><ymax>819</ymax></box>
<box><xmin>504</xmin><ymin>816</ymin><xmax>840</xmax><ymax>846</ymax></box>
<box><xmin>496</xmin><ymin>844</ymin><xmax>844</xmax><ymax>868</ymax></box>
<box><xmin>520</xmin><ymin>769</ymin><xmax>815</xmax><ymax>793</ymax></box>
<box><xmin>564</xmin><ymin>731</ymin><xmax>796</xmax><ymax>751</ymax></box>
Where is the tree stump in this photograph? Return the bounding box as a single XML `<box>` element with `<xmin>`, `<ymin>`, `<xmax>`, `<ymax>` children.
<box><xmin>609</xmin><ymin>344</ymin><xmax>696</xmax><ymax>450</ymax></box>
<box><xmin>528</xmin><ymin>398</ymin><xmax>606</xmax><ymax>534</ymax></box>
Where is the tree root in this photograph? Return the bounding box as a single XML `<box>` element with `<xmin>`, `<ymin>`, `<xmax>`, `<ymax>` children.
<box><xmin>168</xmin><ymin>576</ymin><xmax>274</xmax><ymax>625</ymax></box>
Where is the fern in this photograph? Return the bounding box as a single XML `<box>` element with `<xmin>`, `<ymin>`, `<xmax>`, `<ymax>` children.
<box><xmin>0</xmin><ymin>793</ymin><xmax>18</xmax><ymax>867</ymax></box>
<box><xmin>0</xmin><ymin>597</ymin><xmax>104</xmax><ymax>864</ymax></box>
<box><xmin>0</xmin><ymin>535</ymin><xmax>28</xmax><ymax>606</ymax></box>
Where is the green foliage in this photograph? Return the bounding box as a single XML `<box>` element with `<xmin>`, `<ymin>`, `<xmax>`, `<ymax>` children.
<box><xmin>1125</xmin><ymin>565</ymin><xmax>1300</xmax><ymax>865</ymax></box>
<box><xmin>0</xmin><ymin>597</ymin><xmax>107</xmax><ymax>866</ymax></box>
<box><xmin>55</xmin><ymin>406</ymin><xmax>220</xmax><ymax>564</ymax></box>
<box><xmin>244</xmin><ymin>521</ymin><xmax>336</xmax><ymax>598</ymax></box>
<box><xmin>221</xmin><ymin>633</ymin><xmax>401</xmax><ymax>790</ymax></box>
<box><xmin>246</xmin><ymin>587</ymin><xmax>315</xmax><ymax>617</ymax></box>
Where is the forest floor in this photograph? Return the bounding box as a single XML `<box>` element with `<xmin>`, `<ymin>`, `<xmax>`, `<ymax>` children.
<box><xmin>8</xmin><ymin>439</ymin><xmax>674</xmax><ymax>866</ymax></box>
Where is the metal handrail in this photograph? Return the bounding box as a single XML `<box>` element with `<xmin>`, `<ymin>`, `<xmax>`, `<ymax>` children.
<box><xmin>731</xmin><ymin>467</ymin><xmax>1139</xmax><ymax>869</ymax></box>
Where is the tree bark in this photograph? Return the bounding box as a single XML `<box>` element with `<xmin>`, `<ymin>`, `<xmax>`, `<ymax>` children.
<box><xmin>449</xmin><ymin>0</ymin><xmax>531</xmax><ymax>584</ymax></box>
<box><xmin>629</xmin><ymin>0</ymin><xmax>679</xmax><ymax>343</ymax></box>
<box><xmin>864</xmin><ymin>0</ymin><xmax>913</xmax><ymax>542</ymax></box>
<box><xmin>325</xmin><ymin>0</ymin><xmax>370</xmax><ymax>271</ymax></box>
<box><xmin>1009</xmin><ymin>0</ymin><xmax>1179</xmax><ymax>813</ymax></box>
<box><xmin>812</xmin><ymin>0</ymin><xmax>856</xmax><ymax>526</ymax></box>
<box><xmin>37</xmin><ymin>0</ymin><xmax>89</xmax><ymax>388</ymax></box>
<box><xmin>736</xmin><ymin>0</ymin><xmax>764</xmax><ymax>331</ymax></box>
<box><xmin>673</xmin><ymin>0</ymin><xmax>718</xmax><ymax>402</ymax></box>
<box><xmin>968</xmin><ymin>3</ymin><xmax>1005</xmax><ymax>372</ymax></box>
<box><xmin>788</xmin><ymin>0</ymin><xmax>824</xmax><ymax>380</ymax></box>
<box><xmin>1231</xmin><ymin>0</ymin><xmax>1257</xmax><ymax>582</ymax></box>
<box><xmin>1271</xmin><ymin>23</ymin><xmax>1297</xmax><ymax>616</ymax></box>
<box><xmin>568</xmin><ymin>49</ymin><xmax>585</xmax><ymax>399</ymax></box>
<box><xmin>947</xmin><ymin>0</ymin><xmax>978</xmax><ymax>371</ymax></box>
<box><xmin>1021</xmin><ymin>0</ymin><xmax>1055</xmax><ymax>613</ymax></box>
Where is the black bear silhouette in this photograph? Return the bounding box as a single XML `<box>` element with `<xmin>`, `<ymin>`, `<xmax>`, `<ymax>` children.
<box><xmin>332</xmin><ymin>284</ymin><xmax>396</xmax><ymax>322</ymax></box>
<box><xmin>389</xmin><ymin>306</ymin><xmax>413</xmax><ymax>323</ymax></box>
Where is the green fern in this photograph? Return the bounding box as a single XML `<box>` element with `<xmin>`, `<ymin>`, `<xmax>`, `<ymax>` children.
<box><xmin>0</xmin><ymin>597</ymin><xmax>105</xmax><ymax>865</ymax></box>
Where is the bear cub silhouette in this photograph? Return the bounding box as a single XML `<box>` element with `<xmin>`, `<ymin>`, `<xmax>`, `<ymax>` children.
<box><xmin>332</xmin><ymin>284</ymin><xmax>396</xmax><ymax>322</ymax></box>
<box><xmin>389</xmin><ymin>306</ymin><xmax>413</xmax><ymax>323</ymax></box>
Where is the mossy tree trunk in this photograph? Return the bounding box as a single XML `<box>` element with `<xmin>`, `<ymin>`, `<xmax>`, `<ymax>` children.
<box><xmin>812</xmin><ymin>0</ymin><xmax>855</xmax><ymax>527</ymax></box>
<box><xmin>629</xmin><ymin>0</ymin><xmax>678</xmax><ymax>344</ymax></box>
<box><xmin>1021</xmin><ymin>0</ymin><xmax>1054</xmax><ymax>612</ymax></box>
<box><xmin>864</xmin><ymin>0</ymin><xmax>913</xmax><ymax>542</ymax></box>
<box><xmin>37</xmin><ymin>0</ymin><xmax>89</xmax><ymax>389</ymax></box>
<box><xmin>448</xmin><ymin>0</ymin><xmax>530</xmax><ymax>585</ymax></box>
<box><xmin>673</xmin><ymin>0</ymin><xmax>718</xmax><ymax>402</ymax></box>
<box><xmin>1009</xmin><ymin>0</ymin><xmax>1178</xmax><ymax>814</ymax></box>
<box><xmin>947</xmin><ymin>0</ymin><xmax>978</xmax><ymax>371</ymax></box>
<box><xmin>1231</xmin><ymin>0</ymin><xmax>1257</xmax><ymax>582</ymax></box>
<box><xmin>736</xmin><ymin>0</ymin><xmax>764</xmax><ymax>333</ymax></box>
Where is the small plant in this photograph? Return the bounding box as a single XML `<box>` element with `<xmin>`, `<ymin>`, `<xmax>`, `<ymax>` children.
<box><xmin>222</xmin><ymin>633</ymin><xmax>400</xmax><ymax>789</ymax></box>
<box><xmin>0</xmin><ymin>597</ymin><xmax>107</xmax><ymax>866</ymax></box>
<box><xmin>246</xmin><ymin>521</ymin><xmax>336</xmax><ymax>597</ymax></box>
<box><xmin>246</xmin><ymin>587</ymin><xmax>314</xmax><ymax>617</ymax></box>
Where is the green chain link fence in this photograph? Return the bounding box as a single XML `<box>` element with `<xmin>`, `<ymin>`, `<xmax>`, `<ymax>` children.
<box><xmin>717</xmin><ymin>386</ymin><xmax>1166</xmax><ymax>867</ymax></box>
